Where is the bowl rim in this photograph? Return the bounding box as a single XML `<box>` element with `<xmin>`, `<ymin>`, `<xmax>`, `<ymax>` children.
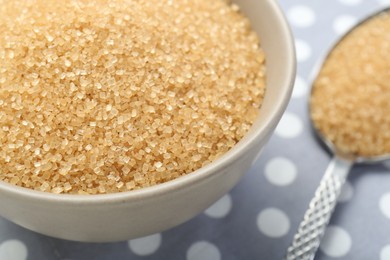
<box><xmin>0</xmin><ymin>0</ymin><xmax>296</xmax><ymax>204</ymax></box>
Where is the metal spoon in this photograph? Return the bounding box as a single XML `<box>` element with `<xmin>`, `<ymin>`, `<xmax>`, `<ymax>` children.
<box><xmin>285</xmin><ymin>8</ymin><xmax>390</xmax><ymax>260</ymax></box>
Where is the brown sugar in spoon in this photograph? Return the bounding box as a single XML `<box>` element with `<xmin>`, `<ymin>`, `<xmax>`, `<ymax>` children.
<box><xmin>285</xmin><ymin>8</ymin><xmax>390</xmax><ymax>260</ymax></box>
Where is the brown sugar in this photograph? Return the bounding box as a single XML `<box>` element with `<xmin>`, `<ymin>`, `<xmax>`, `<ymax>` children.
<box><xmin>311</xmin><ymin>12</ymin><xmax>390</xmax><ymax>157</ymax></box>
<box><xmin>0</xmin><ymin>0</ymin><xmax>266</xmax><ymax>194</ymax></box>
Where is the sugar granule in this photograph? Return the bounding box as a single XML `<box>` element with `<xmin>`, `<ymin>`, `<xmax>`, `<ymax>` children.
<box><xmin>0</xmin><ymin>0</ymin><xmax>266</xmax><ymax>194</ymax></box>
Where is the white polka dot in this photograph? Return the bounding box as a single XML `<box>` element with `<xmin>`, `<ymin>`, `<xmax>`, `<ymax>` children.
<box><xmin>333</xmin><ymin>15</ymin><xmax>358</xmax><ymax>35</ymax></box>
<box><xmin>0</xmin><ymin>240</ymin><xmax>28</xmax><ymax>260</ymax></box>
<box><xmin>320</xmin><ymin>226</ymin><xmax>352</xmax><ymax>257</ymax></box>
<box><xmin>338</xmin><ymin>181</ymin><xmax>354</xmax><ymax>202</ymax></box>
<box><xmin>338</xmin><ymin>0</ymin><xmax>362</xmax><ymax>5</ymax></box>
<box><xmin>264</xmin><ymin>157</ymin><xmax>297</xmax><ymax>186</ymax></box>
<box><xmin>295</xmin><ymin>39</ymin><xmax>312</xmax><ymax>63</ymax></box>
<box><xmin>128</xmin><ymin>233</ymin><xmax>162</xmax><ymax>256</ymax></box>
<box><xmin>380</xmin><ymin>245</ymin><xmax>390</xmax><ymax>260</ymax></box>
<box><xmin>204</xmin><ymin>194</ymin><xmax>232</xmax><ymax>218</ymax></box>
<box><xmin>292</xmin><ymin>75</ymin><xmax>308</xmax><ymax>98</ymax></box>
<box><xmin>187</xmin><ymin>241</ymin><xmax>221</xmax><ymax>260</ymax></box>
<box><xmin>275</xmin><ymin>112</ymin><xmax>303</xmax><ymax>139</ymax></box>
<box><xmin>379</xmin><ymin>193</ymin><xmax>390</xmax><ymax>219</ymax></box>
<box><xmin>257</xmin><ymin>208</ymin><xmax>290</xmax><ymax>238</ymax></box>
<box><xmin>379</xmin><ymin>0</ymin><xmax>390</xmax><ymax>6</ymax></box>
<box><xmin>287</xmin><ymin>6</ymin><xmax>316</xmax><ymax>27</ymax></box>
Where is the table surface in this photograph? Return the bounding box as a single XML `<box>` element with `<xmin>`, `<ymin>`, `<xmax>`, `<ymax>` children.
<box><xmin>2</xmin><ymin>0</ymin><xmax>390</xmax><ymax>259</ymax></box>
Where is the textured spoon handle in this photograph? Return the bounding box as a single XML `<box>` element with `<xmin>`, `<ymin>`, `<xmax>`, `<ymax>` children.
<box><xmin>285</xmin><ymin>157</ymin><xmax>353</xmax><ymax>260</ymax></box>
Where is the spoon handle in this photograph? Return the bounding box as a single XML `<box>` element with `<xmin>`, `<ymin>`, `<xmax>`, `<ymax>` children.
<box><xmin>284</xmin><ymin>156</ymin><xmax>353</xmax><ymax>260</ymax></box>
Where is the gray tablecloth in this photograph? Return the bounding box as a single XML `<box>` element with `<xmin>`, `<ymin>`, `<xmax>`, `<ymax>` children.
<box><xmin>1</xmin><ymin>0</ymin><xmax>390</xmax><ymax>259</ymax></box>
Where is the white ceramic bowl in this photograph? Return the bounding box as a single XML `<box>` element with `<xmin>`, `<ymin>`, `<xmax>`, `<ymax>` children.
<box><xmin>0</xmin><ymin>0</ymin><xmax>295</xmax><ymax>242</ymax></box>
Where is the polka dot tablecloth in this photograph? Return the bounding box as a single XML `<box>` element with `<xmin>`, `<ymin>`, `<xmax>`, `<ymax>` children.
<box><xmin>2</xmin><ymin>0</ymin><xmax>390</xmax><ymax>259</ymax></box>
